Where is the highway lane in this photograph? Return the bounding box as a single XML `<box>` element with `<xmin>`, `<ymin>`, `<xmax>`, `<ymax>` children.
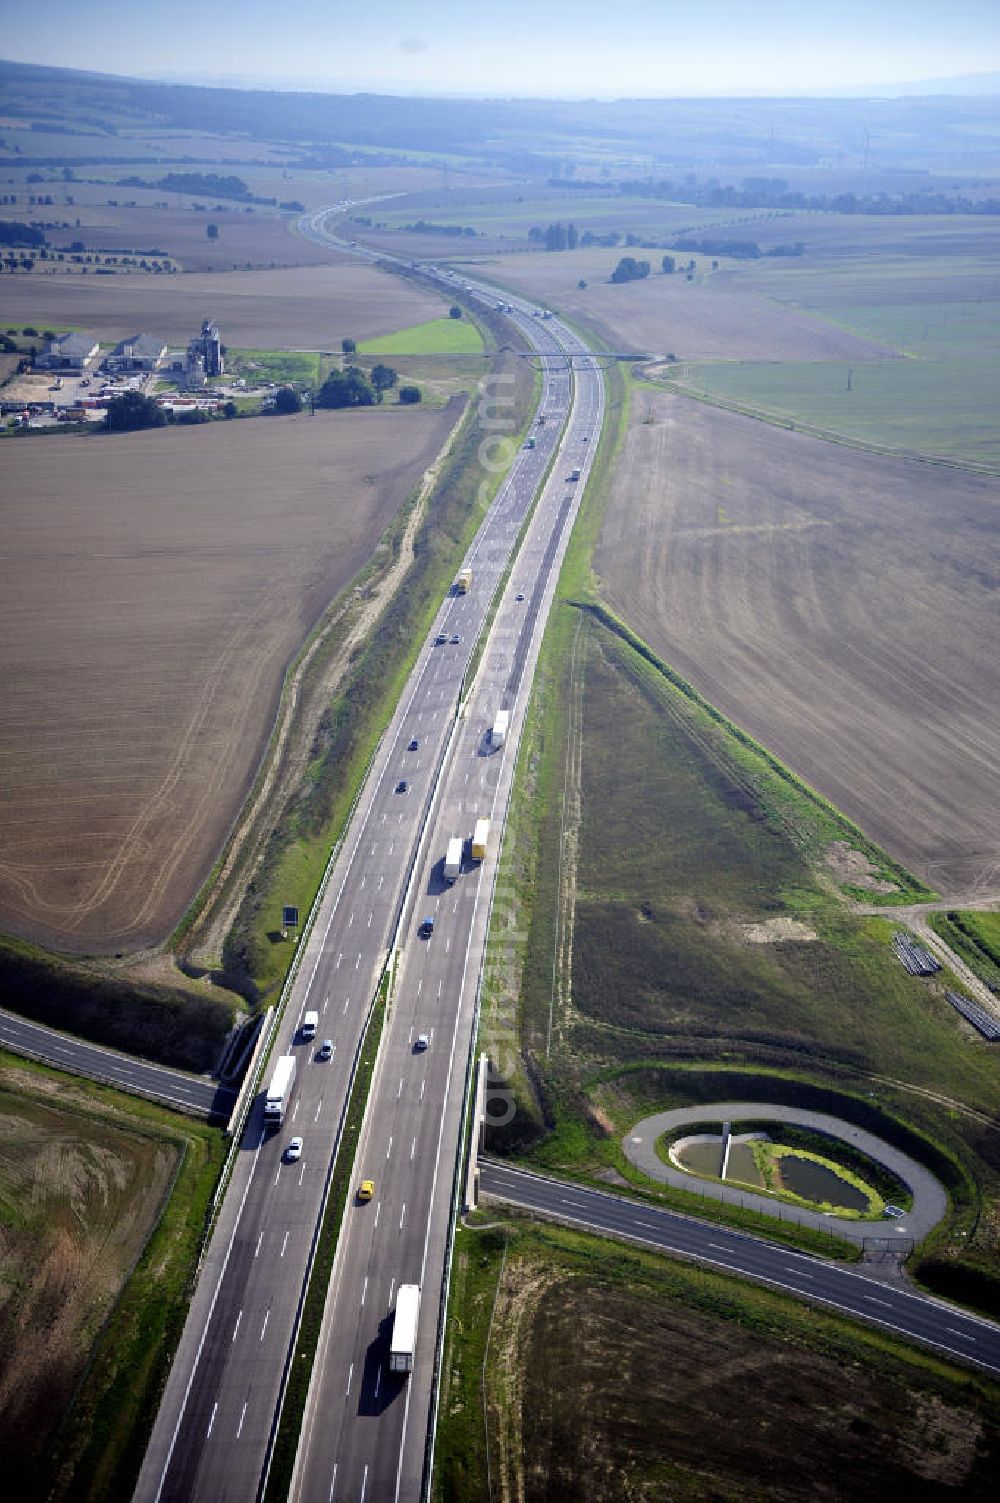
<box><xmin>293</xmin><ymin>305</ymin><xmax>603</xmax><ymax>1502</ymax></box>
<box><xmin>136</xmin><ymin>283</ymin><xmax>578</xmax><ymax>1502</ymax></box>
<box><xmin>480</xmin><ymin>1161</ymin><xmax>1000</xmax><ymax>1377</ymax></box>
<box><xmin>0</xmin><ymin>1006</ymin><xmax>233</xmax><ymax>1118</ymax></box>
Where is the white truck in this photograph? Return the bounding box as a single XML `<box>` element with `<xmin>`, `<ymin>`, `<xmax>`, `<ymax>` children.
<box><xmin>264</xmin><ymin>1054</ymin><xmax>296</xmax><ymax>1129</ymax></box>
<box><xmin>444</xmin><ymin>836</ymin><xmax>463</xmax><ymax>883</ymax></box>
<box><xmin>491</xmin><ymin>709</ymin><xmax>509</xmax><ymax>748</ymax></box>
<box><xmin>300</xmin><ymin>1009</ymin><xmax>319</xmax><ymax>1041</ymax></box>
<box><xmin>471</xmin><ymin>818</ymin><xmax>490</xmax><ymax>862</ymax></box>
<box><xmin>389</xmin><ymin>1284</ymin><xmax>421</xmax><ymax>1375</ymax></box>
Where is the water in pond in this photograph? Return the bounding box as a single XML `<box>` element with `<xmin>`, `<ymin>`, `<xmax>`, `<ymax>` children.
<box><xmin>723</xmin><ymin>1141</ymin><xmax>765</xmax><ymax>1188</ymax></box>
<box><xmin>674</xmin><ymin>1141</ymin><xmax>723</xmax><ymax>1178</ymax></box>
<box><xmin>777</xmin><ymin>1154</ymin><xmax>870</xmax><ymax>1213</ymax></box>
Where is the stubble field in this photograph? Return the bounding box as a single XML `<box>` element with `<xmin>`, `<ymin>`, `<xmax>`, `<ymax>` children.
<box><xmin>595</xmin><ymin>387</ymin><xmax>1000</xmax><ymax>895</ymax></box>
<box><xmin>0</xmin><ymin>1061</ymin><xmax>178</xmax><ymax>1490</ymax></box>
<box><xmin>0</xmin><ymin>262</ymin><xmax>447</xmax><ymax>349</ymax></box>
<box><xmin>481</xmin><ymin>248</ymin><xmax>895</xmax><ymax>361</ymax></box>
<box><xmin>0</xmin><ymin>402</ymin><xmax>461</xmax><ymax>952</ymax></box>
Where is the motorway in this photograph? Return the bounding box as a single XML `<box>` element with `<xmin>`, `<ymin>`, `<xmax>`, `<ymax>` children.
<box><xmin>0</xmin><ymin>1006</ymin><xmax>233</xmax><ymax>1118</ymax></box>
<box><xmin>136</xmin><ymin>242</ymin><xmax>599</xmax><ymax>1502</ymax></box>
<box><xmin>481</xmin><ymin>1161</ymin><xmax>1000</xmax><ymax>1376</ymax></box>
<box><xmin>290</xmin><ymin>296</ymin><xmax>602</xmax><ymax>1503</ymax></box>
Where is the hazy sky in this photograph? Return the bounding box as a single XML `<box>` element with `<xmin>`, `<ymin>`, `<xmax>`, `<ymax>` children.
<box><xmin>5</xmin><ymin>0</ymin><xmax>1000</xmax><ymax>96</ymax></box>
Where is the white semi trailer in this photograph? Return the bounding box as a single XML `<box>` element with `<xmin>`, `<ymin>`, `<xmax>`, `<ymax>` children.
<box><xmin>389</xmin><ymin>1284</ymin><xmax>421</xmax><ymax>1375</ymax></box>
<box><xmin>444</xmin><ymin>836</ymin><xmax>463</xmax><ymax>883</ymax></box>
<box><xmin>263</xmin><ymin>1054</ymin><xmax>296</xmax><ymax>1129</ymax></box>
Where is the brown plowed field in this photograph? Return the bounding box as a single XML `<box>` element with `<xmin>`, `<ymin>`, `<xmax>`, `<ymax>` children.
<box><xmin>0</xmin><ymin>263</ymin><xmax>447</xmax><ymax>348</ymax></box>
<box><xmin>482</xmin><ymin>249</ymin><xmax>895</xmax><ymax>360</ymax></box>
<box><xmin>0</xmin><ymin>403</ymin><xmax>460</xmax><ymax>952</ymax></box>
<box><xmin>595</xmin><ymin>389</ymin><xmax>1000</xmax><ymax>894</ymax></box>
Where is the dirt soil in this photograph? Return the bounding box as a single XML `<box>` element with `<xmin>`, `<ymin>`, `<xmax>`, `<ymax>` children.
<box><xmin>501</xmin><ymin>1258</ymin><xmax>999</xmax><ymax>1502</ymax></box>
<box><xmin>0</xmin><ymin>402</ymin><xmax>460</xmax><ymax>952</ymax></box>
<box><xmin>478</xmin><ymin>248</ymin><xmax>896</xmax><ymax>361</ymax></box>
<box><xmin>0</xmin><ymin>262</ymin><xmax>448</xmax><ymax>348</ymax></box>
<box><xmin>0</xmin><ymin>1064</ymin><xmax>177</xmax><ymax>1485</ymax></box>
<box><xmin>595</xmin><ymin>388</ymin><xmax>1000</xmax><ymax>895</ymax></box>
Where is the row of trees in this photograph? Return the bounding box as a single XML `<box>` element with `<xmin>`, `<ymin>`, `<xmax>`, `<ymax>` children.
<box><xmin>313</xmin><ymin>364</ymin><xmax>420</xmax><ymax>408</ymax></box>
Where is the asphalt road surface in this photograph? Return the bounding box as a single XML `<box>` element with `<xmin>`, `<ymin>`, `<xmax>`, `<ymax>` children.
<box><xmin>291</xmin><ymin>280</ymin><xmax>603</xmax><ymax>1503</ymax></box>
<box><xmin>136</xmin><ymin>246</ymin><xmax>597</xmax><ymax>1503</ymax></box>
<box><xmin>481</xmin><ymin>1161</ymin><xmax>1000</xmax><ymax>1377</ymax></box>
<box><xmin>0</xmin><ymin>1006</ymin><xmax>233</xmax><ymax>1118</ymax></box>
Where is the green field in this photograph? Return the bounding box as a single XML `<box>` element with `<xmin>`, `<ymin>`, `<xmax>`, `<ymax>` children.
<box><xmin>229</xmin><ymin>348</ymin><xmax>322</xmax><ymax>385</ymax></box>
<box><xmin>436</xmin><ymin>1218</ymin><xmax>1000</xmax><ymax>1503</ymax></box>
<box><xmin>671</xmin><ymin>257</ymin><xmax>1000</xmax><ymax>464</ymax></box>
<box><xmin>357</xmin><ymin>317</ymin><xmax>483</xmax><ymax>356</ymax></box>
<box><xmin>929</xmin><ymin>910</ymin><xmax>1000</xmax><ymax>992</ymax></box>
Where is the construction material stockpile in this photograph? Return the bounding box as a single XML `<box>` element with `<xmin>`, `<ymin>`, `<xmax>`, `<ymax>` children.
<box><xmin>944</xmin><ymin>990</ymin><xmax>1000</xmax><ymax>1040</ymax></box>
<box><xmin>892</xmin><ymin>932</ymin><xmax>941</xmax><ymax>976</ymax></box>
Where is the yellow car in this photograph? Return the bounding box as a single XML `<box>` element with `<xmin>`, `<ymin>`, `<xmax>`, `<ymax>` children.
<box><xmin>358</xmin><ymin>1179</ymin><xmax>375</xmax><ymax>1202</ymax></box>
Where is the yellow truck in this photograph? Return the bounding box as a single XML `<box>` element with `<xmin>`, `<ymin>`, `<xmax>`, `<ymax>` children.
<box><xmin>455</xmin><ymin>567</ymin><xmax>473</xmax><ymax>594</ymax></box>
<box><xmin>471</xmin><ymin>818</ymin><xmax>490</xmax><ymax>862</ymax></box>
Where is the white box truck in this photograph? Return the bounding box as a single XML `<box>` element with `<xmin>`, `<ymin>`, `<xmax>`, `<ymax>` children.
<box><xmin>472</xmin><ymin>818</ymin><xmax>490</xmax><ymax>862</ymax></box>
<box><xmin>264</xmin><ymin>1054</ymin><xmax>296</xmax><ymax>1129</ymax></box>
<box><xmin>301</xmin><ymin>1009</ymin><xmax>319</xmax><ymax>1041</ymax></box>
<box><xmin>444</xmin><ymin>837</ymin><xmax>463</xmax><ymax>883</ymax></box>
<box><xmin>389</xmin><ymin>1284</ymin><xmax>420</xmax><ymax>1375</ymax></box>
<box><xmin>491</xmin><ymin>709</ymin><xmax>509</xmax><ymax>748</ymax></box>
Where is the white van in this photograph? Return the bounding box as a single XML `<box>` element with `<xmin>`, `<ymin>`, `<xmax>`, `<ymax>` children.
<box><xmin>301</xmin><ymin>1010</ymin><xmax>319</xmax><ymax>1041</ymax></box>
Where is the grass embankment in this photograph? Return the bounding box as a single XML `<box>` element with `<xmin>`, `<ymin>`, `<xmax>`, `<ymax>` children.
<box><xmin>0</xmin><ymin>1053</ymin><xmax>225</xmax><ymax>1503</ymax></box>
<box><xmin>435</xmin><ymin>1218</ymin><xmax>1000</xmax><ymax>1503</ymax></box>
<box><xmin>665</xmin><ymin>296</ymin><xmax>1000</xmax><ymax>468</ymax></box>
<box><xmin>0</xmin><ymin>932</ymin><xmax>234</xmax><ymax>1074</ymax></box>
<box><xmin>264</xmin><ymin>974</ymin><xmax>387</xmax><ymax>1502</ymax></box>
<box><xmin>478</xmin><ymin>359</ymin><xmax>1000</xmax><ymax>1300</ymax></box>
<box><xmin>223</xmin><ymin>306</ymin><xmax>536</xmax><ymax>1001</ymax></box>
<box><xmin>930</xmin><ymin>910</ymin><xmax>1000</xmax><ymax>992</ymax></box>
<box><xmin>358</xmin><ymin>317</ymin><xmax>483</xmax><ymax>356</ymax></box>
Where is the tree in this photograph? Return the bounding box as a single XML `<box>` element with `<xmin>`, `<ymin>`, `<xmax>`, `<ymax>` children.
<box><xmin>448</xmin><ymin>306</ymin><xmax>462</xmax><ymax>320</ymax></box>
<box><xmin>315</xmin><ymin>368</ymin><xmax>374</xmax><ymax>409</ymax></box>
<box><xmin>609</xmin><ymin>256</ymin><xmax>651</xmax><ymax>284</ymax></box>
<box><xmin>274</xmin><ymin>385</ymin><xmax>302</xmax><ymax>414</ymax></box>
<box><xmin>341</xmin><ymin>337</ymin><xmax>356</xmax><ymax>355</ymax></box>
<box><xmin>370</xmin><ymin>363</ymin><xmax>398</xmax><ymax>402</ymax></box>
<box><xmin>661</xmin><ymin>254</ymin><xmax>675</xmax><ymax>274</ymax></box>
<box><xmin>398</xmin><ymin>385</ymin><xmax>421</xmax><ymax>404</ymax></box>
<box><xmin>222</xmin><ymin>400</ymin><xmax>237</xmax><ymax>418</ymax></box>
<box><xmin>206</xmin><ymin>222</ymin><xmax>219</xmax><ymax>240</ymax></box>
<box><xmin>104</xmin><ymin>391</ymin><xmax>168</xmax><ymax>432</ymax></box>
